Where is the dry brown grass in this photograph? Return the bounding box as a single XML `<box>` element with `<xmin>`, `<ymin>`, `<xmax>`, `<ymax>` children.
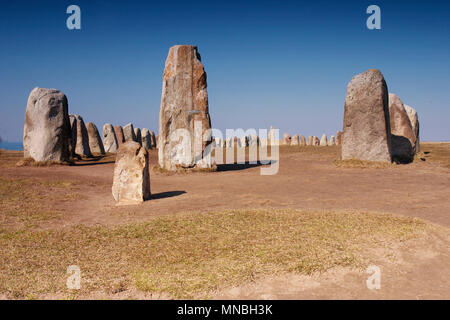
<box><xmin>0</xmin><ymin>208</ymin><xmax>430</xmax><ymax>299</ymax></box>
<box><xmin>0</xmin><ymin>177</ymin><xmax>83</xmax><ymax>230</ymax></box>
<box><xmin>419</xmin><ymin>142</ymin><xmax>450</xmax><ymax>168</ymax></box>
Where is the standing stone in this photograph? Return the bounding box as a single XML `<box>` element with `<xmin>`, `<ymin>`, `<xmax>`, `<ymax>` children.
<box><xmin>307</xmin><ymin>136</ymin><xmax>313</xmax><ymax>146</ymax></box>
<box><xmin>23</xmin><ymin>87</ymin><xmax>71</xmax><ymax>162</ymax></box>
<box><xmin>114</xmin><ymin>126</ymin><xmax>125</xmax><ymax>147</ymax></box>
<box><xmin>313</xmin><ymin>136</ymin><xmax>320</xmax><ymax>146</ymax></box>
<box><xmin>336</xmin><ymin>131</ymin><xmax>342</xmax><ymax>145</ymax></box>
<box><xmin>158</xmin><ymin>45</ymin><xmax>212</xmax><ymax>170</ymax></box>
<box><xmin>150</xmin><ymin>131</ymin><xmax>157</xmax><ymax>148</ymax></box>
<box><xmin>282</xmin><ymin>133</ymin><xmax>291</xmax><ymax>145</ymax></box>
<box><xmin>389</xmin><ymin>93</ymin><xmax>416</xmax><ymax>162</ymax></box>
<box><xmin>240</xmin><ymin>136</ymin><xmax>248</xmax><ymax>148</ymax></box>
<box><xmin>404</xmin><ymin>104</ymin><xmax>420</xmax><ymax>153</ymax></box>
<box><xmin>134</xmin><ymin>128</ymin><xmax>142</xmax><ymax>146</ymax></box>
<box><xmin>291</xmin><ymin>134</ymin><xmax>300</xmax><ymax>146</ymax></box>
<box><xmin>300</xmin><ymin>135</ymin><xmax>306</xmax><ymax>146</ymax></box>
<box><xmin>141</xmin><ymin>128</ymin><xmax>152</xmax><ymax>150</ymax></box>
<box><xmin>248</xmin><ymin>134</ymin><xmax>259</xmax><ymax>147</ymax></box>
<box><xmin>103</xmin><ymin>124</ymin><xmax>118</xmax><ymax>153</ymax></box>
<box><xmin>328</xmin><ymin>135</ymin><xmax>336</xmax><ymax>146</ymax></box>
<box><xmin>342</xmin><ymin>69</ymin><xmax>391</xmax><ymax>162</ymax></box>
<box><xmin>320</xmin><ymin>134</ymin><xmax>328</xmax><ymax>146</ymax></box>
<box><xmin>268</xmin><ymin>126</ymin><xmax>277</xmax><ymax>146</ymax></box>
<box><xmin>70</xmin><ymin>114</ymin><xmax>92</xmax><ymax>158</ymax></box>
<box><xmin>123</xmin><ymin>123</ymin><xmax>136</xmax><ymax>142</ymax></box>
<box><xmin>214</xmin><ymin>137</ymin><xmax>222</xmax><ymax>148</ymax></box>
<box><xmin>225</xmin><ymin>137</ymin><xmax>233</xmax><ymax>148</ymax></box>
<box><xmin>86</xmin><ymin>122</ymin><xmax>105</xmax><ymax>155</ymax></box>
<box><xmin>112</xmin><ymin>141</ymin><xmax>151</xmax><ymax>205</ymax></box>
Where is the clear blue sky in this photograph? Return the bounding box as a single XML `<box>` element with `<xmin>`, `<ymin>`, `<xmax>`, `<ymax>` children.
<box><xmin>0</xmin><ymin>0</ymin><xmax>449</xmax><ymax>142</ymax></box>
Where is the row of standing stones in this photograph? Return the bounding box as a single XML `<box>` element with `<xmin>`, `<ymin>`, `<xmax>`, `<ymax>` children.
<box><xmin>22</xmin><ymin>47</ymin><xmax>419</xmax><ymax>205</ymax></box>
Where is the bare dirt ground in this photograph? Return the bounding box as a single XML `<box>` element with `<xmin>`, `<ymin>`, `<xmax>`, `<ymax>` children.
<box><xmin>0</xmin><ymin>143</ymin><xmax>449</xmax><ymax>299</ymax></box>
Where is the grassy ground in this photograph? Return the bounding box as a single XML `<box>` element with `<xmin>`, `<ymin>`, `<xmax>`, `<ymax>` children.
<box><xmin>0</xmin><ymin>207</ymin><xmax>428</xmax><ymax>299</ymax></box>
<box><xmin>419</xmin><ymin>142</ymin><xmax>450</xmax><ymax>169</ymax></box>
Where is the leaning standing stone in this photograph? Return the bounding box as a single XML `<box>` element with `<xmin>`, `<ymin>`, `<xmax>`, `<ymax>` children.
<box><xmin>158</xmin><ymin>45</ymin><xmax>212</xmax><ymax>170</ymax></box>
<box><xmin>404</xmin><ymin>104</ymin><xmax>420</xmax><ymax>153</ymax></box>
<box><xmin>342</xmin><ymin>69</ymin><xmax>391</xmax><ymax>162</ymax></box>
<box><xmin>86</xmin><ymin>122</ymin><xmax>105</xmax><ymax>155</ymax></box>
<box><xmin>313</xmin><ymin>136</ymin><xmax>320</xmax><ymax>146</ymax></box>
<box><xmin>23</xmin><ymin>87</ymin><xmax>71</xmax><ymax>162</ymax></box>
<box><xmin>112</xmin><ymin>141</ymin><xmax>151</xmax><ymax>205</ymax></box>
<box><xmin>102</xmin><ymin>124</ymin><xmax>118</xmax><ymax>153</ymax></box>
<box><xmin>389</xmin><ymin>93</ymin><xmax>416</xmax><ymax>163</ymax></box>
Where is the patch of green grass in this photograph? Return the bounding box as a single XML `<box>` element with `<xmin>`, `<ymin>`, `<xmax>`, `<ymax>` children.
<box><xmin>0</xmin><ymin>209</ymin><xmax>429</xmax><ymax>299</ymax></box>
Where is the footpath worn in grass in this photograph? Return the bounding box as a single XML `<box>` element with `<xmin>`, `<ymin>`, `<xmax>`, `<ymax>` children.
<box><xmin>0</xmin><ymin>209</ymin><xmax>428</xmax><ymax>299</ymax></box>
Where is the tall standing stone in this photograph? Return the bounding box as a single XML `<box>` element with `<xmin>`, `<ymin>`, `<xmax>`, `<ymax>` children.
<box><xmin>86</xmin><ymin>122</ymin><xmax>105</xmax><ymax>155</ymax></box>
<box><xmin>240</xmin><ymin>136</ymin><xmax>248</xmax><ymax>148</ymax></box>
<box><xmin>158</xmin><ymin>45</ymin><xmax>212</xmax><ymax>170</ymax></box>
<box><xmin>114</xmin><ymin>126</ymin><xmax>125</xmax><ymax>147</ymax></box>
<box><xmin>342</xmin><ymin>69</ymin><xmax>391</xmax><ymax>162</ymax></box>
<box><xmin>268</xmin><ymin>126</ymin><xmax>277</xmax><ymax>146</ymax></box>
<box><xmin>123</xmin><ymin>123</ymin><xmax>136</xmax><ymax>142</ymax></box>
<box><xmin>307</xmin><ymin>136</ymin><xmax>313</xmax><ymax>146</ymax></box>
<box><xmin>404</xmin><ymin>104</ymin><xmax>420</xmax><ymax>153</ymax></box>
<box><xmin>112</xmin><ymin>141</ymin><xmax>151</xmax><ymax>205</ymax></box>
<box><xmin>134</xmin><ymin>127</ymin><xmax>142</xmax><ymax>146</ymax></box>
<box><xmin>23</xmin><ymin>87</ymin><xmax>71</xmax><ymax>162</ymax></box>
<box><xmin>70</xmin><ymin>114</ymin><xmax>92</xmax><ymax>158</ymax></box>
<box><xmin>141</xmin><ymin>128</ymin><xmax>152</xmax><ymax>150</ymax></box>
<box><xmin>388</xmin><ymin>93</ymin><xmax>416</xmax><ymax>163</ymax></box>
<box><xmin>320</xmin><ymin>134</ymin><xmax>328</xmax><ymax>146</ymax></box>
<box><xmin>103</xmin><ymin>123</ymin><xmax>118</xmax><ymax>153</ymax></box>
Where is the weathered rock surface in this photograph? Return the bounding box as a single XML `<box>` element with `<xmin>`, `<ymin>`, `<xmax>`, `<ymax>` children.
<box><xmin>248</xmin><ymin>134</ymin><xmax>259</xmax><ymax>147</ymax></box>
<box><xmin>342</xmin><ymin>69</ymin><xmax>391</xmax><ymax>162</ymax></box>
<box><xmin>240</xmin><ymin>136</ymin><xmax>248</xmax><ymax>148</ymax></box>
<box><xmin>70</xmin><ymin>114</ymin><xmax>92</xmax><ymax>158</ymax></box>
<box><xmin>158</xmin><ymin>45</ymin><xmax>212</xmax><ymax>170</ymax></box>
<box><xmin>389</xmin><ymin>93</ymin><xmax>416</xmax><ymax>163</ymax></box>
<box><xmin>114</xmin><ymin>126</ymin><xmax>125</xmax><ymax>147</ymax></box>
<box><xmin>112</xmin><ymin>141</ymin><xmax>151</xmax><ymax>205</ymax></box>
<box><xmin>23</xmin><ymin>87</ymin><xmax>71</xmax><ymax>162</ymax></box>
<box><xmin>86</xmin><ymin>122</ymin><xmax>105</xmax><ymax>155</ymax></box>
<box><xmin>291</xmin><ymin>134</ymin><xmax>300</xmax><ymax>145</ymax></box>
<box><xmin>300</xmin><ymin>135</ymin><xmax>306</xmax><ymax>146</ymax></box>
<box><xmin>404</xmin><ymin>104</ymin><xmax>420</xmax><ymax>153</ymax></box>
<box><xmin>307</xmin><ymin>136</ymin><xmax>313</xmax><ymax>146</ymax></box>
<box><xmin>123</xmin><ymin>123</ymin><xmax>136</xmax><ymax>142</ymax></box>
<box><xmin>134</xmin><ymin>127</ymin><xmax>142</xmax><ymax>146</ymax></box>
<box><xmin>282</xmin><ymin>133</ymin><xmax>291</xmax><ymax>145</ymax></box>
<box><xmin>102</xmin><ymin>124</ymin><xmax>118</xmax><ymax>153</ymax></box>
<box><xmin>320</xmin><ymin>134</ymin><xmax>328</xmax><ymax>146</ymax></box>
<box><xmin>141</xmin><ymin>128</ymin><xmax>152</xmax><ymax>150</ymax></box>
<box><xmin>268</xmin><ymin>126</ymin><xmax>277</xmax><ymax>146</ymax></box>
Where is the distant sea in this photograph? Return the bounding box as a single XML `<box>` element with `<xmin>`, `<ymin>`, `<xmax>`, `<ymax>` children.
<box><xmin>0</xmin><ymin>142</ymin><xmax>23</xmax><ymax>151</ymax></box>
